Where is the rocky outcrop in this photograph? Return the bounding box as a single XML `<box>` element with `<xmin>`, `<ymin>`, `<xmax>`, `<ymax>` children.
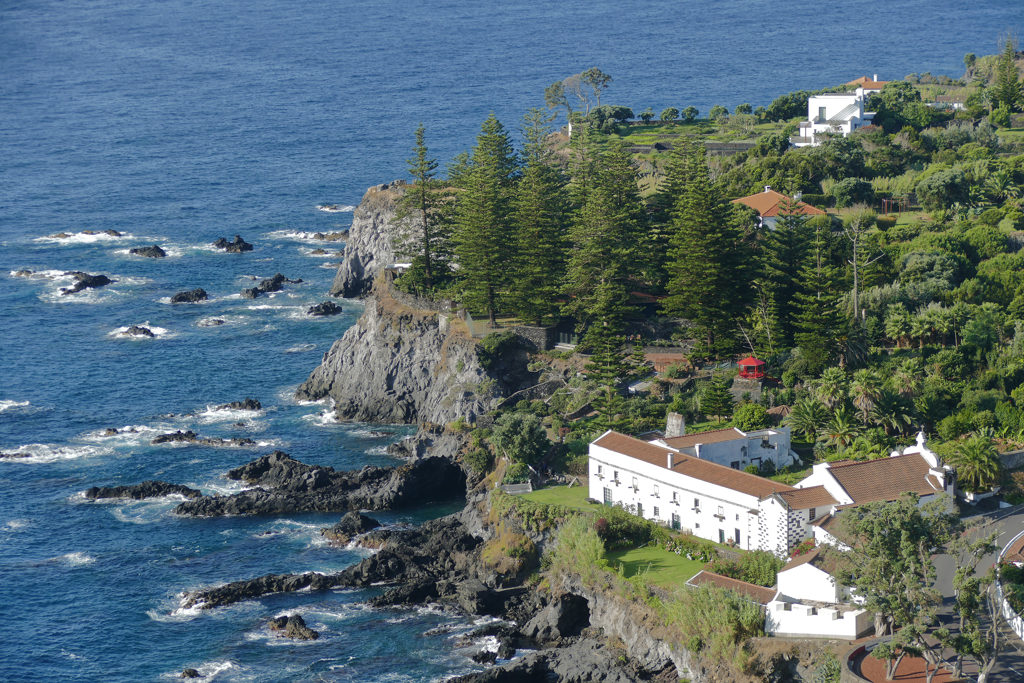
<box><xmin>386</xmin><ymin>423</ymin><xmax>470</xmax><ymax>461</ymax></box>
<box><xmin>129</xmin><ymin>245</ymin><xmax>166</xmax><ymax>258</ymax></box>
<box><xmin>84</xmin><ymin>480</ymin><xmax>202</xmax><ymax>500</ymax></box>
<box><xmin>171</xmin><ymin>288</ymin><xmax>208</xmax><ymax>303</ymax></box>
<box><xmin>174</xmin><ymin>451</ymin><xmax>465</xmax><ymax>516</ymax></box>
<box><xmin>330</xmin><ymin>181</ymin><xmax>412</xmax><ymax>298</ymax></box>
<box><xmin>213</xmin><ymin>235</ymin><xmax>253</xmax><ymax>252</ymax></box>
<box><xmin>307</xmin><ymin>301</ymin><xmax>342</xmax><ymax>317</ymax></box>
<box><xmin>268</xmin><ymin>614</ymin><xmax>319</xmax><ymax>640</ymax></box>
<box><xmin>0</xmin><ymin>452</ymin><xmax>32</xmax><ymax>459</ymax></box>
<box><xmin>180</xmin><ymin>669</ymin><xmax>201</xmax><ymax>679</ymax></box>
<box><xmin>120</xmin><ymin>325</ymin><xmax>155</xmax><ymax>337</ymax></box>
<box><xmin>321</xmin><ymin>511</ymin><xmax>381</xmax><ymax>543</ymax></box>
<box><xmin>151</xmin><ymin>430</ymin><xmax>255</xmax><ymax>447</ymax></box>
<box><xmin>241</xmin><ymin>273</ymin><xmax>301</xmax><ymax>299</ymax></box>
<box><xmin>197</xmin><ymin>318</ymin><xmax>224</xmax><ymax>327</ymax></box>
<box><xmin>215</xmin><ymin>398</ymin><xmax>261</xmax><ymax>411</ymax></box>
<box><xmin>60</xmin><ymin>272</ymin><xmax>115</xmax><ymax>295</ymax></box>
<box><xmin>314</xmin><ymin>231</ymin><xmax>347</xmax><ymax>242</ymax></box>
<box><xmin>296</xmin><ymin>286</ymin><xmax>534</xmax><ymax>424</ymax></box>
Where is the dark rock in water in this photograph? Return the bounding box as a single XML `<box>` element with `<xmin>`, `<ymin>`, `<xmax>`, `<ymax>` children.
<box><xmin>14</xmin><ymin>269</ymin><xmax>34</xmax><ymax>277</ymax></box>
<box><xmin>151</xmin><ymin>430</ymin><xmax>255</xmax><ymax>447</ymax></box>
<box><xmin>321</xmin><ymin>511</ymin><xmax>381</xmax><ymax>543</ymax></box>
<box><xmin>105</xmin><ymin>229</ymin><xmax>122</xmax><ymax>237</ymax></box>
<box><xmin>0</xmin><ymin>452</ymin><xmax>32</xmax><ymax>459</ymax></box>
<box><xmin>121</xmin><ymin>325</ymin><xmax>155</xmax><ymax>337</ymax></box>
<box><xmin>472</xmin><ymin>650</ymin><xmax>497</xmax><ymax>665</ymax></box>
<box><xmin>129</xmin><ymin>245</ymin><xmax>166</xmax><ymax>258</ymax></box>
<box><xmin>104</xmin><ymin>428</ymin><xmax>119</xmax><ymax>436</ymax></box>
<box><xmin>171</xmin><ymin>288</ymin><xmax>208</xmax><ymax>303</ymax></box>
<box><xmin>521</xmin><ymin>594</ymin><xmax>590</xmax><ymax>641</ymax></box>
<box><xmin>448</xmin><ymin>638</ymin><xmax>646</xmax><ymax>683</ymax></box>
<box><xmin>85</xmin><ymin>480</ymin><xmax>203</xmax><ymax>501</ymax></box>
<box><xmin>307</xmin><ymin>301</ymin><xmax>342</xmax><ymax>317</ymax></box>
<box><xmin>313</xmin><ymin>231</ymin><xmax>347</xmax><ymax>242</ymax></box>
<box><xmin>241</xmin><ymin>273</ymin><xmax>302</xmax><ymax>299</ymax></box>
<box><xmin>51</xmin><ymin>232</ymin><xmax>73</xmax><ymax>238</ymax></box>
<box><xmin>368</xmin><ymin>430</ymin><xmax>395</xmax><ymax>438</ymax></box>
<box><xmin>60</xmin><ymin>272</ymin><xmax>115</xmax><ymax>295</ymax></box>
<box><xmin>310</xmin><ymin>248</ymin><xmax>327</xmax><ymax>255</ymax></box>
<box><xmin>174</xmin><ymin>451</ymin><xmax>465</xmax><ymax>517</ymax></box>
<box><xmin>234</xmin><ymin>422</ymin><xmax>245</xmax><ymax>427</ymax></box>
<box><xmin>197</xmin><ymin>318</ymin><xmax>224</xmax><ymax>327</ymax></box>
<box><xmin>216</xmin><ymin>398</ymin><xmax>261</xmax><ymax>411</ymax></box>
<box><xmin>268</xmin><ymin>614</ymin><xmax>319</xmax><ymax>640</ymax></box>
<box><xmin>213</xmin><ymin>235</ymin><xmax>253</xmax><ymax>252</ymax></box>
<box><xmin>496</xmin><ymin>640</ymin><xmax>517</xmax><ymax>660</ymax></box>
<box><xmin>180</xmin><ymin>669</ymin><xmax>202</xmax><ymax>679</ymax></box>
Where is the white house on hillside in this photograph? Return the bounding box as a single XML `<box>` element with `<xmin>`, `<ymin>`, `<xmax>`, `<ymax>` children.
<box><xmin>647</xmin><ymin>425</ymin><xmax>800</xmax><ymax>471</ymax></box>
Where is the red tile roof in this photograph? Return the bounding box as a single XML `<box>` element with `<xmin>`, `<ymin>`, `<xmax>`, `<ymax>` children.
<box><xmin>777</xmin><ymin>486</ymin><xmax>838</xmax><ymax>510</ymax></box>
<box><xmin>662</xmin><ymin>428</ymin><xmax>746</xmax><ymax>450</ymax></box>
<box><xmin>731</xmin><ymin>189</ymin><xmax>825</xmax><ymax>218</ymax></box>
<box><xmin>780</xmin><ymin>546</ymin><xmax>847</xmax><ymax>576</ymax></box>
<box><xmin>826</xmin><ymin>455</ymin><xmax>939</xmax><ymax>505</ymax></box>
<box><xmin>592</xmin><ymin>431</ymin><xmax>794</xmax><ymax>499</ymax></box>
<box><xmin>688</xmin><ymin>570</ymin><xmax>778</xmax><ymax>605</ymax></box>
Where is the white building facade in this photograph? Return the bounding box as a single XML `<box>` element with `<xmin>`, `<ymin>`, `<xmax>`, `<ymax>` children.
<box><xmin>650</xmin><ymin>425</ymin><xmax>799</xmax><ymax>472</ymax></box>
<box><xmin>791</xmin><ymin>93</ymin><xmax>875</xmax><ymax>147</ymax></box>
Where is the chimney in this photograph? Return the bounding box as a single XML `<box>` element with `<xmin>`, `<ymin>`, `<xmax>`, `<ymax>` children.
<box><xmin>873</xmin><ymin>73</ymin><xmax>878</xmax><ymax>81</ymax></box>
<box><xmin>666</xmin><ymin>412</ymin><xmax>684</xmax><ymax>438</ymax></box>
<box><xmin>793</xmin><ymin>191</ymin><xmax>802</xmax><ymax>201</ymax></box>
<box><xmin>764</xmin><ymin>185</ymin><xmax>771</xmax><ymax>193</ymax></box>
<box><xmin>667</xmin><ymin>452</ymin><xmax>675</xmax><ymax>469</ymax></box>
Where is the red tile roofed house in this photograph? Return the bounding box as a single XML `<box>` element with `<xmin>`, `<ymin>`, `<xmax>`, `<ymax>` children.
<box><xmin>687</xmin><ymin>570</ymin><xmax>777</xmax><ymax>605</ymax></box>
<box><xmin>731</xmin><ymin>188</ymin><xmax>825</xmax><ymax>230</ymax></box>
<box><xmin>589</xmin><ymin>431</ymin><xmax>810</xmax><ymax>556</ymax></box>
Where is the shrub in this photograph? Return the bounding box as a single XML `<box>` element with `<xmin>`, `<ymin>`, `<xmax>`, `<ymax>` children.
<box><xmin>744</xmin><ymin>464</ymin><xmax>760</xmax><ymax>475</ymax></box>
<box><xmin>464</xmin><ymin>448</ymin><xmax>493</xmax><ymax>473</ymax></box>
<box><xmin>477</xmin><ymin>330</ymin><xmax>521</xmax><ymax>370</ymax></box>
<box><xmin>492</xmin><ymin>412</ymin><xmax>550</xmax><ymax>464</ymax></box>
<box><xmin>875</xmin><ymin>215</ymin><xmax>897</xmax><ymax>231</ymax></box>
<box><xmin>503</xmin><ymin>461</ymin><xmax>530</xmax><ymax>484</ymax></box>
<box><xmin>831</xmin><ymin>178</ymin><xmax>874</xmax><ymax>208</ymax></box>
<box><xmin>733</xmin><ymin>403</ymin><xmax>770</xmax><ymax>431</ymax></box>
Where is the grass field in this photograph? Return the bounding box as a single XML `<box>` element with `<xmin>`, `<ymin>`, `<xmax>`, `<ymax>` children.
<box><xmin>520</xmin><ymin>484</ymin><xmax>597</xmax><ymax>510</ymax></box>
<box><xmin>607</xmin><ymin>544</ymin><xmax>705</xmax><ymax>588</ymax></box>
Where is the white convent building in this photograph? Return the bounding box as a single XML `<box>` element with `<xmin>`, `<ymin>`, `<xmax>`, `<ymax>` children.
<box><xmin>588</xmin><ymin>429</ymin><xmax>954</xmax><ymax>557</ymax></box>
<box><xmin>790</xmin><ymin>75</ymin><xmax>889</xmax><ymax>147</ymax></box>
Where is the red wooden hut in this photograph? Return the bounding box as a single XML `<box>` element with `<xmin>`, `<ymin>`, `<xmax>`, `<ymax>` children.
<box><xmin>737</xmin><ymin>356</ymin><xmax>765</xmax><ymax>379</ymax></box>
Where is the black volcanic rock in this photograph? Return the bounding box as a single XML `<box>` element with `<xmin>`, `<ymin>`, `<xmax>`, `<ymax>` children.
<box><xmin>307</xmin><ymin>301</ymin><xmax>342</xmax><ymax>317</ymax></box>
<box><xmin>0</xmin><ymin>452</ymin><xmax>32</xmax><ymax>459</ymax></box>
<box><xmin>151</xmin><ymin>430</ymin><xmax>255</xmax><ymax>447</ymax></box>
<box><xmin>216</xmin><ymin>398</ymin><xmax>261</xmax><ymax>411</ymax></box>
<box><xmin>129</xmin><ymin>245</ymin><xmax>166</xmax><ymax>258</ymax></box>
<box><xmin>213</xmin><ymin>235</ymin><xmax>253</xmax><ymax>252</ymax></box>
<box><xmin>175</xmin><ymin>451</ymin><xmax>465</xmax><ymax>517</ymax></box>
<box><xmin>121</xmin><ymin>325</ymin><xmax>155</xmax><ymax>337</ymax></box>
<box><xmin>180</xmin><ymin>669</ymin><xmax>202</xmax><ymax>679</ymax></box>
<box><xmin>85</xmin><ymin>480</ymin><xmax>203</xmax><ymax>500</ymax></box>
<box><xmin>241</xmin><ymin>273</ymin><xmax>302</xmax><ymax>299</ymax></box>
<box><xmin>268</xmin><ymin>614</ymin><xmax>319</xmax><ymax>640</ymax></box>
<box><xmin>197</xmin><ymin>318</ymin><xmax>224</xmax><ymax>327</ymax></box>
<box><xmin>321</xmin><ymin>511</ymin><xmax>381</xmax><ymax>543</ymax></box>
<box><xmin>171</xmin><ymin>288</ymin><xmax>208</xmax><ymax>303</ymax></box>
<box><xmin>60</xmin><ymin>272</ymin><xmax>115</xmax><ymax>295</ymax></box>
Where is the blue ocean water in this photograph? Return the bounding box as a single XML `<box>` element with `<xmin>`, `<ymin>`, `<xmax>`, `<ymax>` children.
<box><xmin>0</xmin><ymin>0</ymin><xmax>1020</xmax><ymax>680</ymax></box>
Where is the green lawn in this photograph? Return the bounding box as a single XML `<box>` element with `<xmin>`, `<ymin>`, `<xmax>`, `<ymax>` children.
<box><xmin>520</xmin><ymin>484</ymin><xmax>597</xmax><ymax>510</ymax></box>
<box><xmin>607</xmin><ymin>544</ymin><xmax>705</xmax><ymax>588</ymax></box>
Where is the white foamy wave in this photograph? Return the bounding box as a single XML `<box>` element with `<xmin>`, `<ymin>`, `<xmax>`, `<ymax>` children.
<box><xmin>284</xmin><ymin>343</ymin><xmax>317</xmax><ymax>354</ymax></box>
<box><xmin>3</xmin><ymin>519</ymin><xmax>29</xmax><ymax>531</ymax></box>
<box><xmin>194</xmin><ymin>661</ymin><xmax>237</xmax><ymax>678</ymax></box>
<box><xmin>109</xmin><ymin>501</ymin><xmax>178</xmax><ymax>525</ymax></box>
<box><xmin>9</xmin><ymin>269</ymin><xmax>69</xmax><ymax>280</ymax></box>
<box><xmin>302</xmin><ymin>411</ymin><xmax>338</xmax><ymax>427</ymax></box>
<box><xmin>319</xmin><ymin>262</ymin><xmax>342</xmax><ymax>269</ymax></box>
<box><xmin>82</xmin><ymin>424</ymin><xmax>163</xmax><ymax>445</ymax></box>
<box><xmin>195</xmin><ymin>405</ymin><xmax>263</xmax><ymax>424</ymax></box>
<box><xmin>34</xmin><ymin>231</ymin><xmax>133</xmax><ymax>244</ymax></box>
<box><xmin>1</xmin><ymin>443</ymin><xmax>110</xmax><ymax>464</ymax></box>
<box><xmin>0</xmin><ymin>400</ymin><xmax>30</xmax><ymax>412</ymax></box>
<box><xmin>200</xmin><ymin>478</ymin><xmax>257</xmax><ymax>496</ymax></box>
<box><xmin>108</xmin><ymin>323</ymin><xmax>171</xmax><ymax>338</ymax></box>
<box><xmin>53</xmin><ymin>552</ymin><xmax>97</xmax><ymax>566</ymax></box>
<box><xmin>316</xmin><ymin>205</ymin><xmax>355</xmax><ymax>213</ymax></box>
<box><xmin>301</xmin><ymin>247</ymin><xmax>340</xmax><ymax>258</ymax></box>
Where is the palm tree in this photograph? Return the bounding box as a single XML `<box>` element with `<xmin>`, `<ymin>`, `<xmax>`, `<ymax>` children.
<box><xmin>924</xmin><ymin>303</ymin><xmax>953</xmax><ymax>347</ymax></box>
<box><xmin>870</xmin><ymin>390</ymin><xmax>915</xmax><ymax>437</ymax></box>
<box><xmin>784</xmin><ymin>397</ymin><xmax>829</xmax><ymax>443</ymax></box>
<box><xmin>950</xmin><ymin>435</ymin><xmax>1002</xmax><ymax>493</ymax></box>
<box><xmin>885</xmin><ymin>305</ymin><xmax>912</xmax><ymax>348</ymax></box>
<box><xmin>815</xmin><ymin>367</ymin><xmax>849</xmax><ymax>411</ymax></box>
<box><xmin>821</xmin><ymin>404</ymin><xmax>862</xmax><ymax>454</ymax></box>
<box><xmin>910</xmin><ymin>312</ymin><xmax>932</xmax><ymax>349</ymax></box>
<box><xmin>985</xmin><ymin>169</ymin><xmax>1020</xmax><ymax>203</ymax></box>
<box><xmin>850</xmin><ymin>369</ymin><xmax>884</xmax><ymax>425</ymax></box>
<box><xmin>890</xmin><ymin>358</ymin><xmax>923</xmax><ymax>399</ymax></box>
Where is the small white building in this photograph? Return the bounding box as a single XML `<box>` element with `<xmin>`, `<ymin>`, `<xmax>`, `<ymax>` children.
<box><xmin>649</xmin><ymin>425</ymin><xmax>800</xmax><ymax>471</ymax></box>
<box><xmin>791</xmin><ymin>93</ymin><xmax>875</xmax><ymax>147</ymax></box>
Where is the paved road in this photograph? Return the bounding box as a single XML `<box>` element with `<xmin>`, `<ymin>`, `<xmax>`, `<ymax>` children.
<box><xmin>931</xmin><ymin>506</ymin><xmax>1024</xmax><ymax>682</ymax></box>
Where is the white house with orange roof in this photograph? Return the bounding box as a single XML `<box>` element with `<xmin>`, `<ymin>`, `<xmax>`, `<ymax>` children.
<box><xmin>731</xmin><ymin>187</ymin><xmax>825</xmax><ymax>230</ymax></box>
<box><xmin>791</xmin><ymin>75</ymin><xmax>889</xmax><ymax>148</ymax></box>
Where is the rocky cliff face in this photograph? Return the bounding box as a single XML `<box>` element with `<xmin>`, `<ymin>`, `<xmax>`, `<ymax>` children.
<box><xmin>296</xmin><ymin>285</ymin><xmax>532</xmax><ymax>424</ymax></box>
<box><xmin>330</xmin><ymin>180</ymin><xmax>415</xmax><ymax>298</ymax></box>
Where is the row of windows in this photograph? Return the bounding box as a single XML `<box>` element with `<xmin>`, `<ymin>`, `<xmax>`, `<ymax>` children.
<box><xmin>595</xmin><ymin>465</ymin><xmax>742</xmax><ymax>520</ymax></box>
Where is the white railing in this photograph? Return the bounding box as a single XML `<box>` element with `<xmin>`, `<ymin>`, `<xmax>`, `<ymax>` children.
<box><xmin>997</xmin><ymin>528</ymin><xmax>1024</xmax><ymax>641</ymax></box>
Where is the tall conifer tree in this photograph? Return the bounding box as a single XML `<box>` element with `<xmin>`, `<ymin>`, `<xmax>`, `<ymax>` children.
<box><xmin>453</xmin><ymin>114</ymin><xmax>518</xmax><ymax>325</ymax></box>
<box><xmin>395</xmin><ymin>124</ymin><xmax>447</xmax><ymax>292</ymax></box>
<box><xmin>762</xmin><ymin>195</ymin><xmax>812</xmax><ymax>347</ymax></box>
<box><xmin>663</xmin><ymin>144</ymin><xmax>752</xmax><ymax>357</ymax></box>
<box><xmin>793</xmin><ymin>218</ymin><xmax>845</xmax><ymax>373</ymax></box>
<box><xmin>509</xmin><ymin>109</ymin><xmax>569</xmax><ymax>326</ymax></box>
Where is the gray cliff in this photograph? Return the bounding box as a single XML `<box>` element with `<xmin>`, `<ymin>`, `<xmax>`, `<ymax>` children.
<box><xmin>330</xmin><ymin>180</ymin><xmax>417</xmax><ymax>298</ymax></box>
<box><xmin>296</xmin><ymin>285</ymin><xmax>532</xmax><ymax>424</ymax></box>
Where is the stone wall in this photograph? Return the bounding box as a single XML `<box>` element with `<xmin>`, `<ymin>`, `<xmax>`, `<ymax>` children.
<box><xmin>1001</xmin><ymin>448</ymin><xmax>1024</xmax><ymax>470</ymax></box>
<box><xmin>495</xmin><ymin>380</ymin><xmax>567</xmax><ymax>410</ymax></box>
<box><xmin>840</xmin><ymin>643</ymin><xmax>872</xmax><ymax>683</ymax></box>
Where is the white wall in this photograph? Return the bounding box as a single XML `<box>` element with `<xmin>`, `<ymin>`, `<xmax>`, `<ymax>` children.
<box><xmin>777</xmin><ymin>563</ymin><xmax>841</xmax><ymax>603</ymax></box>
<box><xmin>589</xmin><ymin>444</ymin><xmax>762</xmax><ymax>550</ymax></box>
<box><xmin>766</xmin><ymin>600</ymin><xmax>872</xmax><ymax>639</ymax></box>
